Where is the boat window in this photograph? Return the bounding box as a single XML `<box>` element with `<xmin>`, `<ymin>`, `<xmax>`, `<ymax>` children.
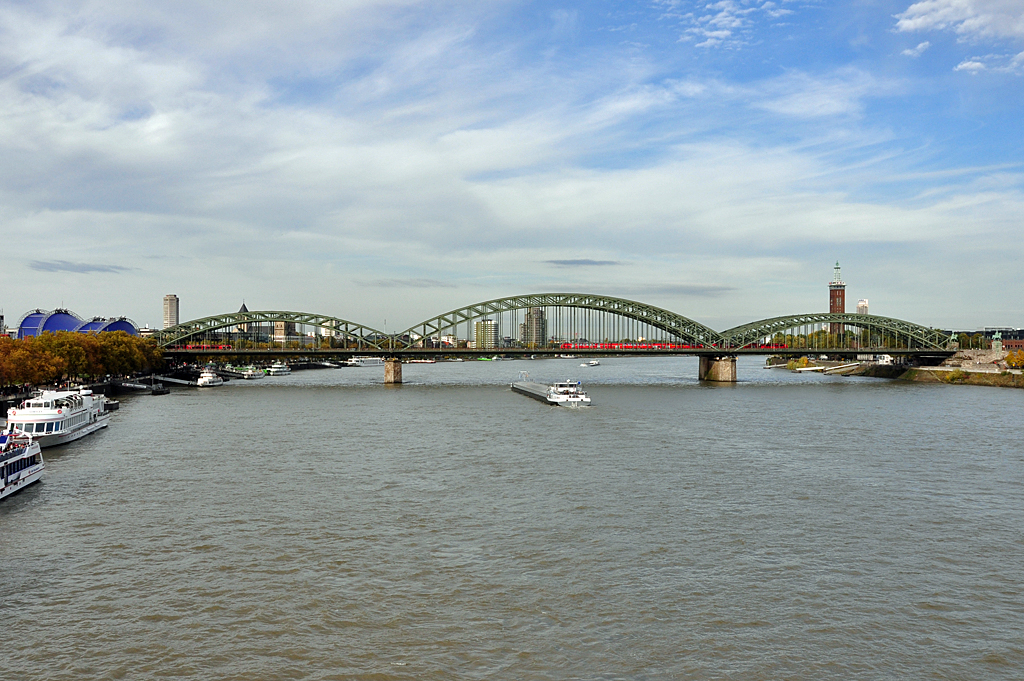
<box><xmin>46</xmin><ymin>422</ymin><xmax>55</xmax><ymax>433</ymax></box>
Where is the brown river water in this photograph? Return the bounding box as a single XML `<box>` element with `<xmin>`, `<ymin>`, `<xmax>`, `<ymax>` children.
<box><xmin>2</xmin><ymin>357</ymin><xmax>1022</xmax><ymax>680</ymax></box>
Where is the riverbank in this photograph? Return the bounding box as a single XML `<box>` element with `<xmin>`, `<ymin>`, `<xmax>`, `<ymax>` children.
<box><xmin>851</xmin><ymin>349</ymin><xmax>1024</xmax><ymax>388</ymax></box>
<box><xmin>774</xmin><ymin>350</ymin><xmax>1024</xmax><ymax>389</ymax></box>
<box><xmin>900</xmin><ymin>366</ymin><xmax>1024</xmax><ymax>388</ymax></box>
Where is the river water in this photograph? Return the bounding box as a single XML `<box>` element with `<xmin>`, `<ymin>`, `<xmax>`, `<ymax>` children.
<box><xmin>2</xmin><ymin>357</ymin><xmax>1022</xmax><ymax>680</ymax></box>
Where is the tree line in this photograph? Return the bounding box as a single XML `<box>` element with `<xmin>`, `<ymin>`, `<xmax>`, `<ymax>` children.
<box><xmin>0</xmin><ymin>332</ymin><xmax>163</xmax><ymax>387</ymax></box>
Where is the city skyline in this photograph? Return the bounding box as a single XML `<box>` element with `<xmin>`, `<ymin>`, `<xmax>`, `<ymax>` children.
<box><xmin>2</xmin><ymin>1</ymin><xmax>1022</xmax><ymax>330</ymax></box>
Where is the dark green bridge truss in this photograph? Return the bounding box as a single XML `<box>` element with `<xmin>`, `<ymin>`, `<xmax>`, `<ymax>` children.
<box><xmin>155</xmin><ymin>311</ymin><xmax>388</xmax><ymax>349</ymax></box>
<box><xmin>396</xmin><ymin>293</ymin><xmax>723</xmax><ymax>349</ymax></box>
<box><xmin>153</xmin><ymin>293</ymin><xmax>954</xmax><ymax>354</ymax></box>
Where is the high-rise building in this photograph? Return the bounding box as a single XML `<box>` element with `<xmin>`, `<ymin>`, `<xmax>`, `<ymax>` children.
<box><xmin>857</xmin><ymin>299</ymin><xmax>869</xmax><ymax>315</ymax></box>
<box><xmin>829</xmin><ymin>262</ymin><xmax>845</xmax><ymax>335</ymax></box>
<box><xmin>163</xmin><ymin>294</ymin><xmax>179</xmax><ymax>329</ymax></box>
<box><xmin>475</xmin><ymin>319</ymin><xmax>498</xmax><ymax>349</ymax></box>
<box><xmin>519</xmin><ymin>307</ymin><xmax>547</xmax><ymax>346</ymax></box>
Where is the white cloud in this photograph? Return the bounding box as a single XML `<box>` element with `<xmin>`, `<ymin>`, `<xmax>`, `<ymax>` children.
<box><xmin>663</xmin><ymin>0</ymin><xmax>797</xmax><ymax>49</ymax></box>
<box><xmin>947</xmin><ymin>51</ymin><xmax>1024</xmax><ymax>72</ymax></box>
<box><xmin>902</xmin><ymin>41</ymin><xmax>932</xmax><ymax>56</ymax></box>
<box><xmin>755</xmin><ymin>69</ymin><xmax>896</xmax><ymax>119</ymax></box>
<box><xmin>895</xmin><ymin>0</ymin><xmax>1024</xmax><ymax>42</ymax></box>
<box><xmin>895</xmin><ymin>2</ymin><xmax>1024</xmax><ymax>72</ymax></box>
<box><xmin>0</xmin><ymin>1</ymin><xmax>1020</xmax><ymax>328</ymax></box>
<box><xmin>954</xmin><ymin>58</ymin><xmax>988</xmax><ymax>70</ymax></box>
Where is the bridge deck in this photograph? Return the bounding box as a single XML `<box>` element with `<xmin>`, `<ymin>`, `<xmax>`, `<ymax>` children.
<box><xmin>162</xmin><ymin>347</ymin><xmax>954</xmax><ymax>360</ymax></box>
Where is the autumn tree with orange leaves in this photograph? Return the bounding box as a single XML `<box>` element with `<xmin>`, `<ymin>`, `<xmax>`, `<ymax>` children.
<box><xmin>0</xmin><ymin>332</ymin><xmax>162</xmax><ymax>387</ymax></box>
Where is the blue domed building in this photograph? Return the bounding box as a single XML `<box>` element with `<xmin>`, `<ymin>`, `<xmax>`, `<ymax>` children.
<box><xmin>15</xmin><ymin>309</ymin><xmax>139</xmax><ymax>339</ymax></box>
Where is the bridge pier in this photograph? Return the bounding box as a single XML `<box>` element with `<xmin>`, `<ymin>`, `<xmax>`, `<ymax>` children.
<box><xmin>699</xmin><ymin>356</ymin><xmax>737</xmax><ymax>382</ymax></box>
<box><xmin>384</xmin><ymin>359</ymin><xmax>403</xmax><ymax>384</ymax></box>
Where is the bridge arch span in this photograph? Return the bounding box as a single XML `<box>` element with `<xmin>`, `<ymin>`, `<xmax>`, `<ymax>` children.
<box><xmin>398</xmin><ymin>293</ymin><xmax>724</xmax><ymax>348</ymax></box>
<box><xmin>720</xmin><ymin>312</ymin><xmax>952</xmax><ymax>351</ymax></box>
<box><xmin>153</xmin><ymin>311</ymin><xmax>387</xmax><ymax>349</ymax></box>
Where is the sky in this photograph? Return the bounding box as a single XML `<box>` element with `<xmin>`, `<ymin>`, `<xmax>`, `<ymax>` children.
<box><xmin>1</xmin><ymin>0</ymin><xmax>1022</xmax><ymax>332</ymax></box>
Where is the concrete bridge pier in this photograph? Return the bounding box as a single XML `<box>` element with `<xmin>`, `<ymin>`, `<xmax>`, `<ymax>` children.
<box><xmin>699</xmin><ymin>356</ymin><xmax>737</xmax><ymax>382</ymax></box>
<box><xmin>384</xmin><ymin>359</ymin><xmax>403</xmax><ymax>384</ymax></box>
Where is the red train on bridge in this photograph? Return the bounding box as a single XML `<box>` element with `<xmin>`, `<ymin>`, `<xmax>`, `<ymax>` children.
<box><xmin>557</xmin><ymin>342</ymin><xmax>790</xmax><ymax>350</ymax></box>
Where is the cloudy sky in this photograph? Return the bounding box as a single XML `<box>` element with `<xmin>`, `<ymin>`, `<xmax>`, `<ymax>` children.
<box><xmin>2</xmin><ymin>0</ymin><xmax>1022</xmax><ymax>332</ymax></box>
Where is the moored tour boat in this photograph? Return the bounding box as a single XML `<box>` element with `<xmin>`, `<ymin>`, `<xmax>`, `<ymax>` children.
<box><xmin>346</xmin><ymin>357</ymin><xmax>384</xmax><ymax>367</ymax></box>
<box><xmin>5</xmin><ymin>388</ymin><xmax>109</xmax><ymax>447</ymax></box>
<box><xmin>1</xmin><ymin>433</ymin><xmax>44</xmax><ymax>501</ymax></box>
<box><xmin>228</xmin><ymin>364</ymin><xmax>265</xmax><ymax>379</ymax></box>
<box><xmin>266</xmin><ymin>361</ymin><xmax>291</xmax><ymax>375</ymax></box>
<box><xmin>197</xmin><ymin>368</ymin><xmax>224</xmax><ymax>387</ymax></box>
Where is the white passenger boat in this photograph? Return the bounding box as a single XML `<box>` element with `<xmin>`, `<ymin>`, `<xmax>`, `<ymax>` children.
<box><xmin>266</xmin><ymin>361</ymin><xmax>292</xmax><ymax>375</ymax></box>
<box><xmin>346</xmin><ymin>357</ymin><xmax>384</xmax><ymax>367</ymax></box>
<box><xmin>228</xmin><ymin>364</ymin><xmax>265</xmax><ymax>379</ymax></box>
<box><xmin>511</xmin><ymin>374</ymin><xmax>592</xmax><ymax>407</ymax></box>
<box><xmin>197</xmin><ymin>368</ymin><xmax>224</xmax><ymax>387</ymax></box>
<box><xmin>580</xmin><ymin>359</ymin><xmax>600</xmax><ymax>366</ymax></box>
<box><xmin>5</xmin><ymin>388</ymin><xmax>110</xmax><ymax>447</ymax></box>
<box><xmin>1</xmin><ymin>433</ymin><xmax>44</xmax><ymax>501</ymax></box>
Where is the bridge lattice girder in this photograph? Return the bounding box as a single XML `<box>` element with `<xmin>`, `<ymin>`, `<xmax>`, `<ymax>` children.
<box><xmin>152</xmin><ymin>303</ymin><xmax>952</xmax><ymax>353</ymax></box>
<box><xmin>153</xmin><ymin>311</ymin><xmax>387</xmax><ymax>348</ymax></box>
<box><xmin>720</xmin><ymin>313</ymin><xmax>952</xmax><ymax>350</ymax></box>
<box><xmin>397</xmin><ymin>293</ymin><xmax>724</xmax><ymax>348</ymax></box>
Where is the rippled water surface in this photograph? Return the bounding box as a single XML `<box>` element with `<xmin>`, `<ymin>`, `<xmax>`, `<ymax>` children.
<box><xmin>2</xmin><ymin>357</ymin><xmax>1023</xmax><ymax>679</ymax></box>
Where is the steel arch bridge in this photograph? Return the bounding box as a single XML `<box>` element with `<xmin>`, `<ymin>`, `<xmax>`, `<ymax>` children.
<box><xmin>395</xmin><ymin>292</ymin><xmax>723</xmax><ymax>349</ymax></box>
<box><xmin>720</xmin><ymin>312</ymin><xmax>952</xmax><ymax>350</ymax></box>
<box><xmin>153</xmin><ymin>311</ymin><xmax>388</xmax><ymax>349</ymax></box>
<box><xmin>152</xmin><ymin>294</ymin><xmax>954</xmax><ymax>354</ymax></box>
